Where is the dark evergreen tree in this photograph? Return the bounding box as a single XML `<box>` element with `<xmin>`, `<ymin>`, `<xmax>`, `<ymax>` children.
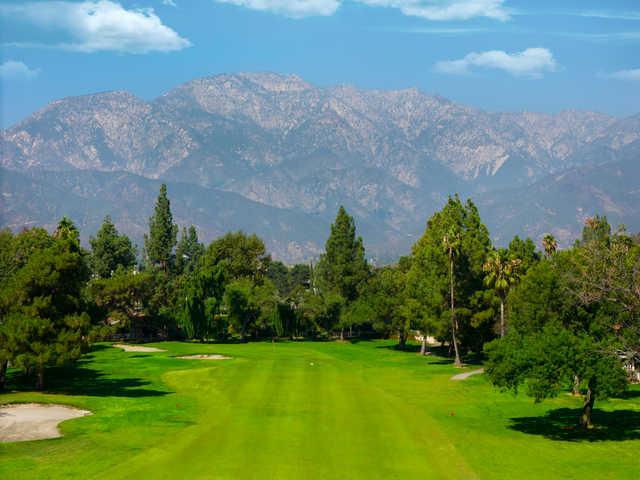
<box><xmin>315</xmin><ymin>206</ymin><xmax>369</xmax><ymax>338</ymax></box>
<box><xmin>267</xmin><ymin>261</ymin><xmax>291</xmax><ymax>296</ymax></box>
<box><xmin>0</xmin><ymin>219</ymin><xmax>91</xmax><ymax>389</ymax></box>
<box><xmin>316</xmin><ymin>206</ymin><xmax>369</xmax><ymax>302</ymax></box>
<box><xmin>507</xmin><ymin>235</ymin><xmax>539</xmax><ymax>273</ymax></box>
<box><xmin>175</xmin><ymin>225</ymin><xmax>204</xmax><ymax>275</ymax></box>
<box><xmin>0</xmin><ymin>228</ymin><xmax>54</xmax><ymax>389</ymax></box>
<box><xmin>144</xmin><ymin>184</ymin><xmax>178</xmax><ymax>272</ymax></box>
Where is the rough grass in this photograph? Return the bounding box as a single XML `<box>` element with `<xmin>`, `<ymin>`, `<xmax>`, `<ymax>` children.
<box><xmin>0</xmin><ymin>340</ymin><xmax>639</xmax><ymax>479</ymax></box>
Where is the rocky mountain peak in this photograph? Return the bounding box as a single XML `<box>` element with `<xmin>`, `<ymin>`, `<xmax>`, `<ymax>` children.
<box><xmin>2</xmin><ymin>72</ymin><xmax>639</xmax><ymax>261</ymax></box>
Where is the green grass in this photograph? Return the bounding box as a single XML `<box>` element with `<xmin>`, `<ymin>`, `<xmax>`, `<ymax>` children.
<box><xmin>1</xmin><ymin>340</ymin><xmax>639</xmax><ymax>479</ymax></box>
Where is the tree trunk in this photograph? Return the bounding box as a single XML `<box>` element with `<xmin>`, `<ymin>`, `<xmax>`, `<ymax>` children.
<box><xmin>340</xmin><ymin>328</ymin><xmax>344</xmax><ymax>341</ymax></box>
<box><xmin>398</xmin><ymin>331</ymin><xmax>407</xmax><ymax>350</ymax></box>
<box><xmin>420</xmin><ymin>336</ymin><xmax>427</xmax><ymax>355</ymax></box>
<box><xmin>450</xmin><ymin>256</ymin><xmax>462</xmax><ymax>367</ymax></box>
<box><xmin>36</xmin><ymin>366</ymin><xmax>44</xmax><ymax>391</ymax></box>
<box><xmin>500</xmin><ymin>300</ymin><xmax>505</xmax><ymax>338</ymax></box>
<box><xmin>580</xmin><ymin>382</ymin><xmax>595</xmax><ymax>429</ymax></box>
<box><xmin>0</xmin><ymin>360</ymin><xmax>7</xmax><ymax>390</ymax></box>
<box><xmin>572</xmin><ymin>375</ymin><xmax>581</xmax><ymax>396</ymax></box>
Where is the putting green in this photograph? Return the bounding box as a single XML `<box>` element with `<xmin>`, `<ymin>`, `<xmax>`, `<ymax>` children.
<box><xmin>0</xmin><ymin>341</ymin><xmax>638</xmax><ymax>479</ymax></box>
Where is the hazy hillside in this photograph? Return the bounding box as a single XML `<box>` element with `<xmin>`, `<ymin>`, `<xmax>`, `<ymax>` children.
<box><xmin>2</xmin><ymin>73</ymin><xmax>639</xmax><ymax>261</ymax></box>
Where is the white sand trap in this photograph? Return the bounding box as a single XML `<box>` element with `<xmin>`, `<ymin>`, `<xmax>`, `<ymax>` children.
<box><xmin>113</xmin><ymin>343</ymin><xmax>166</xmax><ymax>353</ymax></box>
<box><xmin>177</xmin><ymin>354</ymin><xmax>231</xmax><ymax>360</ymax></box>
<box><xmin>451</xmin><ymin>368</ymin><xmax>484</xmax><ymax>381</ymax></box>
<box><xmin>0</xmin><ymin>403</ymin><xmax>91</xmax><ymax>443</ymax></box>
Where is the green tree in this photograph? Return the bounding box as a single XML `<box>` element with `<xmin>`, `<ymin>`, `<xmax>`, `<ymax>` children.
<box><xmin>88</xmin><ymin>270</ymin><xmax>155</xmax><ymax>336</ymax></box>
<box><xmin>409</xmin><ymin>196</ymin><xmax>492</xmax><ymax>363</ymax></box>
<box><xmin>486</xmin><ymin>227</ymin><xmax>638</xmax><ymax>428</ymax></box>
<box><xmin>175</xmin><ymin>225</ymin><xmax>205</xmax><ymax>275</ymax></box>
<box><xmin>483</xmin><ymin>249</ymin><xmax>521</xmax><ymax>337</ymax></box>
<box><xmin>0</xmin><ymin>219</ymin><xmax>91</xmax><ymax>389</ymax></box>
<box><xmin>0</xmin><ymin>228</ymin><xmax>55</xmax><ymax>388</ymax></box>
<box><xmin>507</xmin><ymin>235</ymin><xmax>539</xmax><ymax>273</ymax></box>
<box><xmin>580</xmin><ymin>215</ymin><xmax>611</xmax><ymax>245</ymax></box>
<box><xmin>224</xmin><ymin>279</ymin><xmax>261</xmax><ymax>340</ymax></box>
<box><xmin>90</xmin><ymin>216</ymin><xmax>137</xmax><ymax>278</ymax></box>
<box><xmin>315</xmin><ymin>206</ymin><xmax>369</xmax><ymax>338</ymax></box>
<box><xmin>316</xmin><ymin>206</ymin><xmax>369</xmax><ymax>302</ymax></box>
<box><xmin>204</xmin><ymin>231</ymin><xmax>270</xmax><ymax>283</ymax></box>
<box><xmin>367</xmin><ymin>266</ymin><xmax>416</xmax><ymax>350</ymax></box>
<box><xmin>485</xmin><ymin>322</ymin><xmax>627</xmax><ymax>429</ymax></box>
<box><xmin>54</xmin><ymin>216</ymin><xmax>80</xmax><ymax>242</ymax></box>
<box><xmin>144</xmin><ymin>184</ymin><xmax>178</xmax><ymax>272</ymax></box>
<box><xmin>178</xmin><ymin>264</ymin><xmax>226</xmax><ymax>341</ymax></box>
<box><xmin>267</xmin><ymin>261</ymin><xmax>290</xmax><ymax>296</ymax></box>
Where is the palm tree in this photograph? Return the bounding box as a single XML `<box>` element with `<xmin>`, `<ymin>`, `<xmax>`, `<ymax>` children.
<box><xmin>442</xmin><ymin>227</ymin><xmax>463</xmax><ymax>367</ymax></box>
<box><xmin>542</xmin><ymin>233</ymin><xmax>557</xmax><ymax>258</ymax></box>
<box><xmin>483</xmin><ymin>250</ymin><xmax>521</xmax><ymax>337</ymax></box>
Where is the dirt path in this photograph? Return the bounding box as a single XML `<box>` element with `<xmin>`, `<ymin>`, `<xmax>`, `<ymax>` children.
<box><xmin>0</xmin><ymin>403</ymin><xmax>91</xmax><ymax>442</ymax></box>
<box><xmin>450</xmin><ymin>368</ymin><xmax>484</xmax><ymax>381</ymax></box>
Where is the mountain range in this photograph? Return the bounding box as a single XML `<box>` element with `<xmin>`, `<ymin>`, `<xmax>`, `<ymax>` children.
<box><xmin>2</xmin><ymin>72</ymin><xmax>639</xmax><ymax>262</ymax></box>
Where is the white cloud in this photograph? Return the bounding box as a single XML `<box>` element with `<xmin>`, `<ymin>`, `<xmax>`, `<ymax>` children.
<box><xmin>393</xmin><ymin>0</ymin><xmax>510</xmax><ymax>21</ymax></box>
<box><xmin>435</xmin><ymin>47</ymin><xmax>557</xmax><ymax>78</ymax></box>
<box><xmin>604</xmin><ymin>69</ymin><xmax>640</xmax><ymax>81</ymax></box>
<box><xmin>162</xmin><ymin>0</ymin><xmax>177</xmax><ymax>6</ymax></box>
<box><xmin>1</xmin><ymin>1</ymin><xmax>191</xmax><ymax>53</ymax></box>
<box><xmin>216</xmin><ymin>0</ymin><xmax>340</xmax><ymax>17</ymax></box>
<box><xmin>0</xmin><ymin>60</ymin><xmax>40</xmax><ymax>80</ymax></box>
<box><xmin>214</xmin><ymin>0</ymin><xmax>508</xmax><ymax>19</ymax></box>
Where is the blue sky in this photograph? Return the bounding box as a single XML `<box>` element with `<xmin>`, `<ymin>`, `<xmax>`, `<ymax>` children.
<box><xmin>1</xmin><ymin>0</ymin><xmax>639</xmax><ymax>127</ymax></box>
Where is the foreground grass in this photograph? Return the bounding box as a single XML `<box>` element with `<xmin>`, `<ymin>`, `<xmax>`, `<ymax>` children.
<box><xmin>0</xmin><ymin>340</ymin><xmax>639</xmax><ymax>479</ymax></box>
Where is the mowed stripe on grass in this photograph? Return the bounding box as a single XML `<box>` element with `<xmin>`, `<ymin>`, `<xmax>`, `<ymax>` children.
<box><xmin>1</xmin><ymin>341</ymin><xmax>639</xmax><ymax>479</ymax></box>
<box><xmin>98</xmin><ymin>343</ymin><xmax>477</xmax><ymax>479</ymax></box>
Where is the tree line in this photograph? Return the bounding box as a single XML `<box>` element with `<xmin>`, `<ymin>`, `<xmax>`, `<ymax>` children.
<box><xmin>1</xmin><ymin>184</ymin><xmax>638</xmax><ymax>428</ymax></box>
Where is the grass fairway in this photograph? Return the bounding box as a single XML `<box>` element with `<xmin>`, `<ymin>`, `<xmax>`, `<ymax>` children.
<box><xmin>1</xmin><ymin>340</ymin><xmax>639</xmax><ymax>479</ymax></box>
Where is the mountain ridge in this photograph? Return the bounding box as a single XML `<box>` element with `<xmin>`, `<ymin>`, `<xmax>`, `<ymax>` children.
<box><xmin>2</xmin><ymin>72</ymin><xmax>639</xmax><ymax>261</ymax></box>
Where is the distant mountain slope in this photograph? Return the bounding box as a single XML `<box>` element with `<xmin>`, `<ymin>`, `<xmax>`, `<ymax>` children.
<box><xmin>1</xmin><ymin>72</ymin><xmax>639</xmax><ymax>261</ymax></box>
<box><xmin>0</xmin><ymin>168</ymin><xmax>331</xmax><ymax>262</ymax></box>
<box><xmin>478</xmin><ymin>144</ymin><xmax>640</xmax><ymax>247</ymax></box>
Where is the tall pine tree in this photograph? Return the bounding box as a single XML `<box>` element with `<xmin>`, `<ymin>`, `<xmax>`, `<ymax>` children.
<box><xmin>316</xmin><ymin>206</ymin><xmax>369</xmax><ymax>302</ymax></box>
<box><xmin>144</xmin><ymin>184</ymin><xmax>178</xmax><ymax>272</ymax></box>
<box><xmin>316</xmin><ymin>206</ymin><xmax>369</xmax><ymax>338</ymax></box>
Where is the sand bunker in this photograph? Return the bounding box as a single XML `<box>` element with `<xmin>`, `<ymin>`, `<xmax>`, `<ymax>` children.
<box><xmin>177</xmin><ymin>354</ymin><xmax>231</xmax><ymax>360</ymax></box>
<box><xmin>0</xmin><ymin>403</ymin><xmax>91</xmax><ymax>443</ymax></box>
<box><xmin>113</xmin><ymin>343</ymin><xmax>166</xmax><ymax>353</ymax></box>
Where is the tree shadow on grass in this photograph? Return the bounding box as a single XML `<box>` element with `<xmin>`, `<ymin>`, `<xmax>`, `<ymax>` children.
<box><xmin>613</xmin><ymin>390</ymin><xmax>640</xmax><ymax>400</ymax></box>
<box><xmin>374</xmin><ymin>344</ymin><xmax>485</xmax><ymax>367</ymax></box>
<box><xmin>375</xmin><ymin>343</ymin><xmax>424</xmax><ymax>353</ymax></box>
<box><xmin>509</xmin><ymin>408</ymin><xmax>640</xmax><ymax>442</ymax></box>
<box><xmin>7</xmin><ymin>364</ymin><xmax>169</xmax><ymax>398</ymax></box>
